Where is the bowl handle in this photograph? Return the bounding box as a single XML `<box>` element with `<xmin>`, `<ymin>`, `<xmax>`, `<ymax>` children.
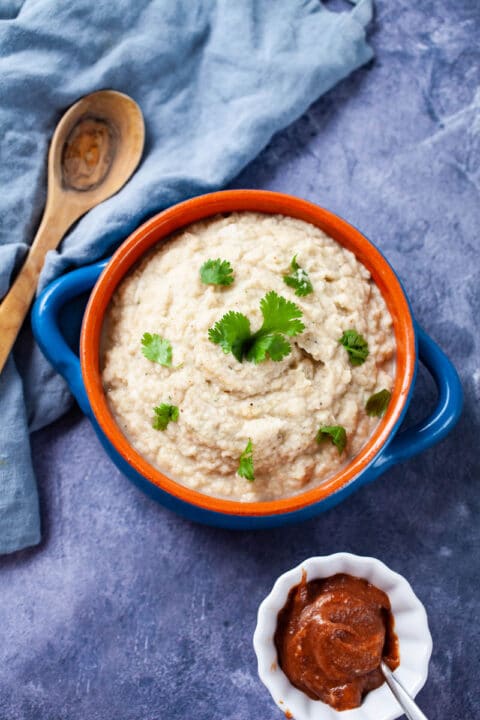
<box><xmin>31</xmin><ymin>260</ymin><xmax>108</xmax><ymax>416</ymax></box>
<box><xmin>371</xmin><ymin>323</ymin><xmax>463</xmax><ymax>474</ymax></box>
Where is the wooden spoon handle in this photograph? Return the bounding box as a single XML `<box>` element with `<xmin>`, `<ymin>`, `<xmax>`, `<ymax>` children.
<box><xmin>0</xmin><ymin>208</ymin><xmax>75</xmax><ymax>373</ymax></box>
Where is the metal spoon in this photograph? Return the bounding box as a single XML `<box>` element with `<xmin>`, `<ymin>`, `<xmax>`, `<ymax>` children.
<box><xmin>0</xmin><ymin>89</ymin><xmax>145</xmax><ymax>373</ymax></box>
<box><xmin>381</xmin><ymin>662</ymin><xmax>429</xmax><ymax>720</ymax></box>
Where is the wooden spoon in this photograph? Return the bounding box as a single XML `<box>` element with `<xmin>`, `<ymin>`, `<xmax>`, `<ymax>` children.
<box><xmin>0</xmin><ymin>89</ymin><xmax>145</xmax><ymax>374</ymax></box>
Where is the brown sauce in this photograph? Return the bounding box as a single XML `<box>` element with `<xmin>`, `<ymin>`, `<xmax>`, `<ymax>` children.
<box><xmin>274</xmin><ymin>572</ymin><xmax>399</xmax><ymax>711</ymax></box>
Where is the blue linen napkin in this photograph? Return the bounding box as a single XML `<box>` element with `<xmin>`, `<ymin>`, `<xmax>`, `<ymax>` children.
<box><xmin>0</xmin><ymin>0</ymin><xmax>374</xmax><ymax>554</ymax></box>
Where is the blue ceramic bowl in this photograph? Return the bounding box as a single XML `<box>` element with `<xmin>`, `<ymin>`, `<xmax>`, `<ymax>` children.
<box><xmin>31</xmin><ymin>191</ymin><xmax>463</xmax><ymax>529</ymax></box>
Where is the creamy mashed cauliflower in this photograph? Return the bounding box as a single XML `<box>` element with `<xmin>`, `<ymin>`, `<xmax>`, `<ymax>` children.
<box><xmin>101</xmin><ymin>213</ymin><xmax>395</xmax><ymax>501</ymax></box>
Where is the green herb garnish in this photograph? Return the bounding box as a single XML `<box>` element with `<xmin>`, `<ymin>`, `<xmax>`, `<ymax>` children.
<box><xmin>141</xmin><ymin>333</ymin><xmax>173</xmax><ymax>367</ymax></box>
<box><xmin>366</xmin><ymin>389</ymin><xmax>391</xmax><ymax>417</ymax></box>
<box><xmin>208</xmin><ymin>311</ymin><xmax>252</xmax><ymax>363</ymax></box>
<box><xmin>283</xmin><ymin>255</ymin><xmax>313</xmax><ymax>297</ymax></box>
<box><xmin>200</xmin><ymin>258</ymin><xmax>234</xmax><ymax>286</ymax></box>
<box><xmin>338</xmin><ymin>329</ymin><xmax>369</xmax><ymax>366</ymax></box>
<box><xmin>152</xmin><ymin>403</ymin><xmax>179</xmax><ymax>431</ymax></box>
<box><xmin>316</xmin><ymin>425</ymin><xmax>347</xmax><ymax>455</ymax></box>
<box><xmin>237</xmin><ymin>439</ymin><xmax>254</xmax><ymax>481</ymax></box>
<box><xmin>208</xmin><ymin>290</ymin><xmax>304</xmax><ymax>364</ymax></box>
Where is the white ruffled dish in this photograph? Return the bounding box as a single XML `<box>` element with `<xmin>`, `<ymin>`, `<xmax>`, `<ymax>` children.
<box><xmin>253</xmin><ymin>553</ymin><xmax>432</xmax><ymax>720</ymax></box>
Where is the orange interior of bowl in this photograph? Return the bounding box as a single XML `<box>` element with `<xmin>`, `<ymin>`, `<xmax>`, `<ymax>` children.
<box><xmin>80</xmin><ymin>190</ymin><xmax>416</xmax><ymax>516</ymax></box>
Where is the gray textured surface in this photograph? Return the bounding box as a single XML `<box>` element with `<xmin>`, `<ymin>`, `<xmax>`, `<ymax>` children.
<box><xmin>1</xmin><ymin>1</ymin><xmax>479</xmax><ymax>718</ymax></box>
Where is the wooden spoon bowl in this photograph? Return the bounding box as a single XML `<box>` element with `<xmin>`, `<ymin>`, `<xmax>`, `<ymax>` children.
<box><xmin>0</xmin><ymin>89</ymin><xmax>144</xmax><ymax>373</ymax></box>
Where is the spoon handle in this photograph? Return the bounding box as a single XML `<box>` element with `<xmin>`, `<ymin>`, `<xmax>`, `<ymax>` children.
<box><xmin>0</xmin><ymin>206</ymin><xmax>75</xmax><ymax>374</ymax></box>
<box><xmin>381</xmin><ymin>662</ymin><xmax>429</xmax><ymax>720</ymax></box>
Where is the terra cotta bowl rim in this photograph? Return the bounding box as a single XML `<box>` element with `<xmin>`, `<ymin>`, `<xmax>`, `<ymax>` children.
<box><xmin>80</xmin><ymin>190</ymin><xmax>416</xmax><ymax>517</ymax></box>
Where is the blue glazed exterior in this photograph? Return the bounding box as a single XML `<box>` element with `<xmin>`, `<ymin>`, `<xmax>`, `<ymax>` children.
<box><xmin>31</xmin><ymin>259</ymin><xmax>463</xmax><ymax>529</ymax></box>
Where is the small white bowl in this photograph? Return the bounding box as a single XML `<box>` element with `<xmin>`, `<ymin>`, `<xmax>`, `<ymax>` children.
<box><xmin>253</xmin><ymin>553</ymin><xmax>432</xmax><ymax>720</ymax></box>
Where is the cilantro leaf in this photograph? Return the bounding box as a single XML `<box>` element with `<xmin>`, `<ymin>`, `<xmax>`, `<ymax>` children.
<box><xmin>208</xmin><ymin>311</ymin><xmax>252</xmax><ymax>363</ymax></box>
<box><xmin>366</xmin><ymin>389</ymin><xmax>391</xmax><ymax>417</ymax></box>
<box><xmin>141</xmin><ymin>332</ymin><xmax>173</xmax><ymax>367</ymax></box>
<box><xmin>200</xmin><ymin>258</ymin><xmax>234</xmax><ymax>286</ymax></box>
<box><xmin>283</xmin><ymin>255</ymin><xmax>313</xmax><ymax>297</ymax></box>
<box><xmin>237</xmin><ymin>439</ymin><xmax>254</xmax><ymax>482</ymax></box>
<box><xmin>264</xmin><ymin>334</ymin><xmax>292</xmax><ymax>361</ymax></box>
<box><xmin>316</xmin><ymin>425</ymin><xmax>347</xmax><ymax>454</ymax></box>
<box><xmin>152</xmin><ymin>403</ymin><xmax>179</xmax><ymax>431</ymax></box>
<box><xmin>208</xmin><ymin>291</ymin><xmax>304</xmax><ymax>364</ymax></box>
<box><xmin>247</xmin><ymin>333</ymin><xmax>291</xmax><ymax>364</ymax></box>
<box><xmin>259</xmin><ymin>290</ymin><xmax>305</xmax><ymax>337</ymax></box>
<box><xmin>338</xmin><ymin>329</ymin><xmax>369</xmax><ymax>366</ymax></box>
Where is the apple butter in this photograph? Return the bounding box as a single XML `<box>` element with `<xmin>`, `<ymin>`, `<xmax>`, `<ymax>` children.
<box><xmin>274</xmin><ymin>572</ymin><xmax>399</xmax><ymax>711</ymax></box>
